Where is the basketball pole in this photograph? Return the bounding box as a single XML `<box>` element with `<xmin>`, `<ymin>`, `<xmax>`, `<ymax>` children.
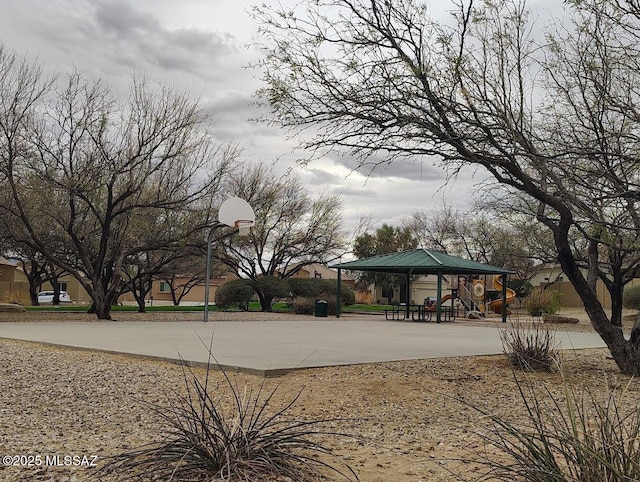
<box><xmin>204</xmin><ymin>222</ymin><xmax>224</xmax><ymax>323</ymax></box>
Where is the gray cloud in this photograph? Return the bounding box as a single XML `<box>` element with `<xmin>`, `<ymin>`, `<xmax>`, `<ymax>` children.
<box><xmin>89</xmin><ymin>1</ymin><xmax>238</xmax><ymax>79</ymax></box>
<box><xmin>0</xmin><ymin>0</ymin><xmax>494</xmax><ymax>233</ymax></box>
<box><xmin>324</xmin><ymin>150</ymin><xmax>446</xmax><ymax>182</ymax></box>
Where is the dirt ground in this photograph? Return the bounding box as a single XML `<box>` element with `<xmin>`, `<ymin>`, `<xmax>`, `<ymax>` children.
<box><xmin>0</xmin><ymin>308</ymin><xmax>638</xmax><ymax>482</ymax></box>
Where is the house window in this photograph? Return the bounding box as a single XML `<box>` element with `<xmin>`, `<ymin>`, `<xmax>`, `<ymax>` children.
<box><xmin>159</xmin><ymin>281</ymin><xmax>171</xmax><ymax>293</ymax></box>
<box><xmin>58</xmin><ymin>282</ymin><xmax>68</xmax><ymax>292</ymax></box>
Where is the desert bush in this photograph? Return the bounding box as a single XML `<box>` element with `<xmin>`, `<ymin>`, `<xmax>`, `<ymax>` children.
<box><xmin>0</xmin><ymin>289</ymin><xmax>30</xmax><ymax>306</ymax></box>
<box><xmin>291</xmin><ymin>295</ymin><xmax>341</xmax><ymax>315</ymax></box>
<box><xmin>214</xmin><ymin>279</ymin><xmax>254</xmax><ymax>310</ymax></box>
<box><xmin>102</xmin><ymin>349</ymin><xmax>360</xmax><ymax>481</ymax></box>
<box><xmin>500</xmin><ymin>322</ymin><xmax>561</xmax><ymax>372</ymax></box>
<box><xmin>523</xmin><ymin>287</ymin><xmax>562</xmax><ymax>316</ymax></box>
<box><xmin>291</xmin><ymin>296</ymin><xmax>317</xmax><ymax>315</ymax></box>
<box><xmin>354</xmin><ymin>290</ymin><xmax>374</xmax><ymax>304</ymax></box>
<box><xmin>463</xmin><ymin>378</ymin><xmax>640</xmax><ymax>481</ymax></box>
<box><xmin>623</xmin><ymin>284</ymin><xmax>640</xmax><ymax>310</ymax></box>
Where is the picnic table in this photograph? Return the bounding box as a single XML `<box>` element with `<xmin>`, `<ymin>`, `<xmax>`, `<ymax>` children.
<box><xmin>385</xmin><ymin>303</ymin><xmax>454</xmax><ymax>322</ymax></box>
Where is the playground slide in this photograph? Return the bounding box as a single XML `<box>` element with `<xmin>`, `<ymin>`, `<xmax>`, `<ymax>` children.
<box><xmin>424</xmin><ymin>293</ymin><xmax>453</xmax><ymax>311</ymax></box>
<box><xmin>490</xmin><ymin>276</ymin><xmax>516</xmax><ymax>314</ymax></box>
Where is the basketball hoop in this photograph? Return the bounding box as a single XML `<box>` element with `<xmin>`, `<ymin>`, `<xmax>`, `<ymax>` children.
<box><xmin>235</xmin><ymin>219</ymin><xmax>254</xmax><ymax>237</ymax></box>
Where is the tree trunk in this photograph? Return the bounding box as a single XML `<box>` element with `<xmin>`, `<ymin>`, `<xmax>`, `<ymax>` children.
<box><xmin>257</xmin><ymin>291</ymin><xmax>273</xmax><ymax>312</ymax></box>
<box><xmin>131</xmin><ymin>283</ymin><xmax>147</xmax><ymax>313</ymax></box>
<box><xmin>52</xmin><ymin>279</ymin><xmax>61</xmax><ymax>306</ymax></box>
<box><xmin>87</xmin><ymin>284</ymin><xmax>113</xmax><ymax>320</ymax></box>
<box><xmin>94</xmin><ymin>302</ymin><xmax>113</xmax><ymax>320</ymax></box>
<box><xmin>609</xmin><ymin>287</ymin><xmax>624</xmax><ymax>327</ymax></box>
<box><xmin>29</xmin><ymin>285</ymin><xmax>39</xmax><ymax>306</ymax></box>
<box><xmin>558</xmin><ymin>246</ymin><xmax>640</xmax><ymax>375</ymax></box>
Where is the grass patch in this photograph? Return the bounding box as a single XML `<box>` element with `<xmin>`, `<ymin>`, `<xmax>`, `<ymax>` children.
<box><xmin>342</xmin><ymin>303</ymin><xmax>393</xmax><ymax>313</ymax></box>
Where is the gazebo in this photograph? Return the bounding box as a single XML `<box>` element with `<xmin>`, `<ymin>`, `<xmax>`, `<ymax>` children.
<box><xmin>331</xmin><ymin>248</ymin><xmax>515</xmax><ymax>322</ymax></box>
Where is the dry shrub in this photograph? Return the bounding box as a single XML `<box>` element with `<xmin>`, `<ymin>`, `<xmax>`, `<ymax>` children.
<box><xmin>500</xmin><ymin>322</ymin><xmax>561</xmax><ymax>372</ymax></box>
<box><xmin>101</xmin><ymin>344</ymin><xmax>359</xmax><ymax>481</ymax></box>
<box><xmin>462</xmin><ymin>378</ymin><xmax>640</xmax><ymax>481</ymax></box>
<box><xmin>354</xmin><ymin>291</ymin><xmax>374</xmax><ymax>304</ymax></box>
<box><xmin>0</xmin><ymin>289</ymin><xmax>30</xmax><ymax>306</ymax></box>
<box><xmin>524</xmin><ymin>287</ymin><xmax>562</xmax><ymax>316</ymax></box>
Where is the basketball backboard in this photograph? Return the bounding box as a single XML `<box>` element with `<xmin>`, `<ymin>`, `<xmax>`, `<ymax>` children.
<box><xmin>218</xmin><ymin>197</ymin><xmax>255</xmax><ymax>227</ymax></box>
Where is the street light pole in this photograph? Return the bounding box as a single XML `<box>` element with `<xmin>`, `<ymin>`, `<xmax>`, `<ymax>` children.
<box><xmin>204</xmin><ymin>222</ymin><xmax>223</xmax><ymax>323</ymax></box>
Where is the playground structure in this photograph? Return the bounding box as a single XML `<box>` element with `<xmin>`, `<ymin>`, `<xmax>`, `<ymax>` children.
<box><xmin>423</xmin><ymin>293</ymin><xmax>453</xmax><ymax>312</ymax></box>
<box><xmin>461</xmin><ymin>275</ymin><xmax>516</xmax><ymax>316</ymax></box>
<box><xmin>419</xmin><ymin>274</ymin><xmax>517</xmax><ymax>318</ymax></box>
<box><xmin>394</xmin><ymin>274</ymin><xmax>516</xmax><ymax>320</ymax></box>
<box><xmin>332</xmin><ymin>248</ymin><xmax>514</xmax><ymax>322</ymax></box>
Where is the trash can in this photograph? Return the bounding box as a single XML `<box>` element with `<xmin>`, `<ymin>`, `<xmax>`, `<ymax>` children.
<box><xmin>314</xmin><ymin>299</ymin><xmax>328</xmax><ymax>317</ymax></box>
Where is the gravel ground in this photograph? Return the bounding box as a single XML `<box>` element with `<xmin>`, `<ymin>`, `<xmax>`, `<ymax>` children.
<box><xmin>1</xmin><ymin>308</ymin><xmax>638</xmax><ymax>482</ymax></box>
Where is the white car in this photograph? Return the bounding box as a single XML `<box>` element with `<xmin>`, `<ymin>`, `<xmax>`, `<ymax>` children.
<box><xmin>38</xmin><ymin>291</ymin><xmax>71</xmax><ymax>303</ymax></box>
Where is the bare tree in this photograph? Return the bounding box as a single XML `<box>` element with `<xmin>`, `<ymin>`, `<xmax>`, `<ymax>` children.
<box><xmin>405</xmin><ymin>202</ymin><xmax>545</xmax><ymax>283</ymax></box>
<box><xmin>254</xmin><ymin>0</ymin><xmax>640</xmax><ymax>374</ymax></box>
<box><xmin>0</xmin><ymin>49</ymin><xmax>234</xmax><ymax>319</ymax></box>
<box><xmin>214</xmin><ymin>163</ymin><xmax>348</xmax><ymax>311</ymax></box>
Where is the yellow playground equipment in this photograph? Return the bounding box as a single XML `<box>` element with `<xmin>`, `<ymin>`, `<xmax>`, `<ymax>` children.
<box><xmin>471</xmin><ymin>275</ymin><xmax>517</xmax><ymax>314</ymax></box>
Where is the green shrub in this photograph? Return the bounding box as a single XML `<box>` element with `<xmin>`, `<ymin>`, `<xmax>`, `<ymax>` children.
<box><xmin>623</xmin><ymin>284</ymin><xmax>640</xmax><ymax>310</ymax></box>
<box><xmin>524</xmin><ymin>287</ymin><xmax>561</xmax><ymax>316</ymax></box>
<box><xmin>253</xmin><ymin>276</ymin><xmax>291</xmax><ymax>299</ymax></box>
<box><xmin>507</xmin><ymin>279</ymin><xmax>533</xmax><ymax>299</ymax></box>
<box><xmin>214</xmin><ymin>279</ymin><xmax>254</xmax><ymax>310</ymax></box>
<box><xmin>102</xmin><ymin>349</ymin><xmax>359</xmax><ymax>481</ymax></box>
<box><xmin>463</xmin><ymin>378</ymin><xmax>640</xmax><ymax>481</ymax></box>
<box><xmin>287</xmin><ymin>278</ymin><xmax>355</xmax><ymax>306</ymax></box>
<box><xmin>287</xmin><ymin>278</ymin><xmax>321</xmax><ymax>298</ymax></box>
<box><xmin>500</xmin><ymin>322</ymin><xmax>561</xmax><ymax>372</ymax></box>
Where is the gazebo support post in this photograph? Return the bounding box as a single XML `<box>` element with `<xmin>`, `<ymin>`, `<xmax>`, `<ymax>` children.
<box><xmin>405</xmin><ymin>272</ymin><xmax>411</xmax><ymax>319</ymax></box>
<box><xmin>501</xmin><ymin>273</ymin><xmax>508</xmax><ymax>323</ymax></box>
<box><xmin>204</xmin><ymin>222</ymin><xmax>223</xmax><ymax>323</ymax></box>
<box><xmin>336</xmin><ymin>269</ymin><xmax>342</xmax><ymax>318</ymax></box>
<box><xmin>436</xmin><ymin>271</ymin><xmax>443</xmax><ymax>323</ymax></box>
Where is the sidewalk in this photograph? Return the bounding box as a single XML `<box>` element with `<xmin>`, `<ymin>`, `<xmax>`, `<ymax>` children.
<box><xmin>0</xmin><ymin>318</ymin><xmax>606</xmax><ymax>375</ymax></box>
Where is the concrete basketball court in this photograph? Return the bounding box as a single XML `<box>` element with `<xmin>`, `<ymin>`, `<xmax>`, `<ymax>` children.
<box><xmin>0</xmin><ymin>317</ymin><xmax>608</xmax><ymax>375</ymax></box>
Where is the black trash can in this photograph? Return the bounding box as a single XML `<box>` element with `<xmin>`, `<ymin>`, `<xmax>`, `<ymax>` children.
<box><xmin>314</xmin><ymin>299</ymin><xmax>328</xmax><ymax>317</ymax></box>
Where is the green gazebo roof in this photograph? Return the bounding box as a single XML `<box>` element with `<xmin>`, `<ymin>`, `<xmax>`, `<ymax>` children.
<box><xmin>331</xmin><ymin>249</ymin><xmax>513</xmax><ymax>275</ymax></box>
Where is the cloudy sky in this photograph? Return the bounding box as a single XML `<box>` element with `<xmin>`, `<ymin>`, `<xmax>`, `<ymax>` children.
<box><xmin>0</xmin><ymin>0</ymin><xmax>555</xmax><ymax>232</ymax></box>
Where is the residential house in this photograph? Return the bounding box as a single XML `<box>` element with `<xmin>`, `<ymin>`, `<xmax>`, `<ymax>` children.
<box><xmin>0</xmin><ymin>257</ymin><xmax>28</xmax><ymax>303</ymax></box>
<box><xmin>118</xmin><ymin>268</ymin><xmax>239</xmax><ymax>306</ymax></box>
<box><xmin>0</xmin><ymin>256</ymin><xmax>91</xmax><ymax>305</ymax></box>
<box><xmin>287</xmin><ymin>262</ymin><xmax>355</xmax><ymax>286</ymax></box>
<box><xmin>529</xmin><ymin>264</ymin><xmax>640</xmax><ymax>309</ymax></box>
<box><xmin>37</xmin><ymin>274</ymin><xmax>92</xmax><ymax>304</ymax></box>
